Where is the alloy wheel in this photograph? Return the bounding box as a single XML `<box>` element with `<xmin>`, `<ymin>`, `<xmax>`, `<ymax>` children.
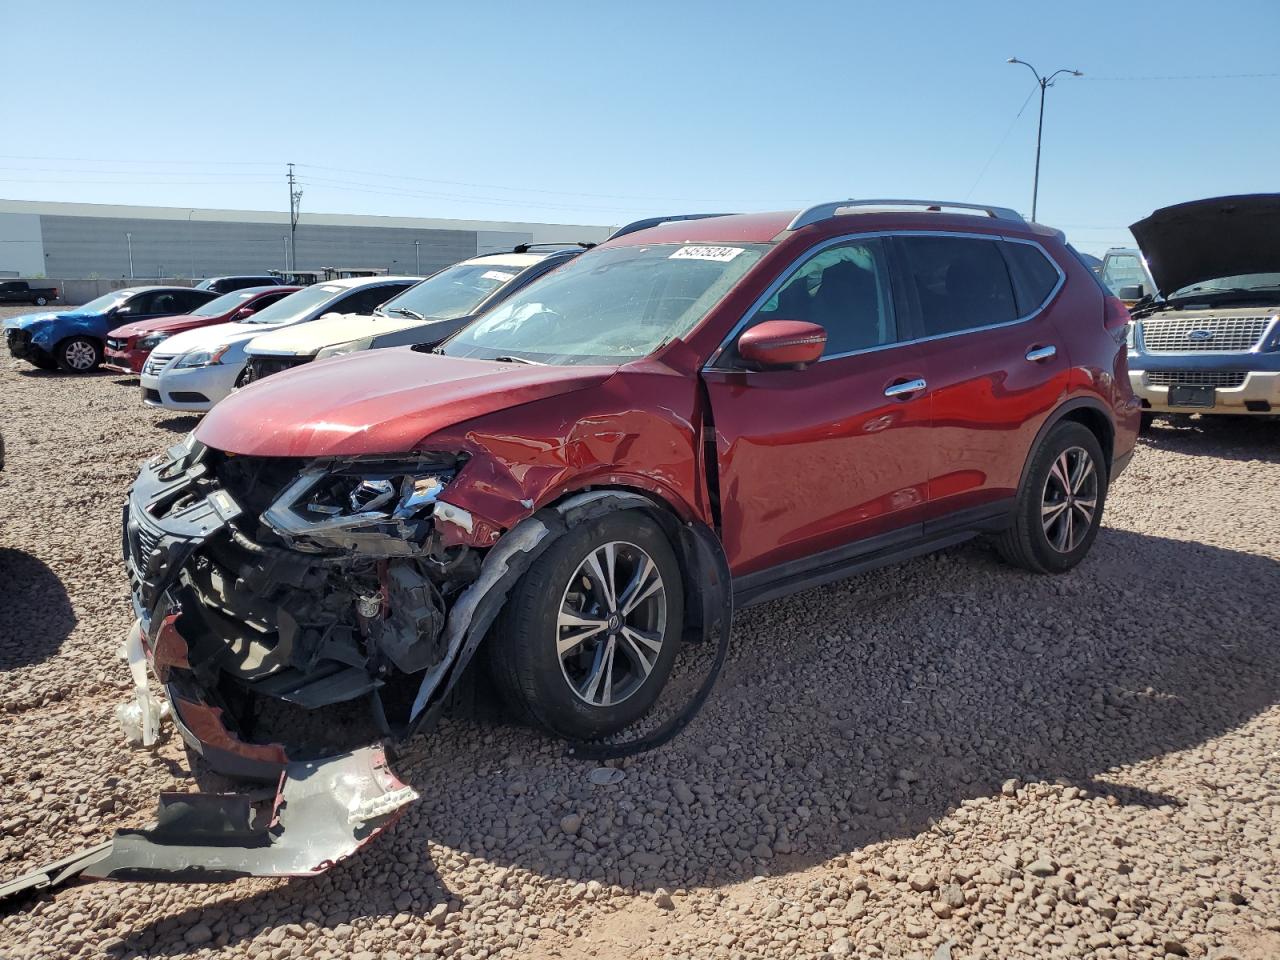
<box><xmin>1041</xmin><ymin>446</ymin><xmax>1098</xmax><ymax>553</ymax></box>
<box><xmin>64</xmin><ymin>341</ymin><xmax>97</xmax><ymax>371</ymax></box>
<box><xmin>556</xmin><ymin>540</ymin><xmax>667</xmax><ymax>707</ymax></box>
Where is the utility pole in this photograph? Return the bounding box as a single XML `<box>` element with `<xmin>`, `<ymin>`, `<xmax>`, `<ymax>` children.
<box><xmin>414</xmin><ymin>239</ymin><xmax>421</xmax><ymax>274</ymax></box>
<box><xmin>282</xmin><ymin>236</ymin><xmax>290</xmax><ymax>272</ymax></box>
<box><xmin>1006</xmin><ymin>58</ymin><xmax>1083</xmax><ymax>221</ymax></box>
<box><xmin>125</xmin><ymin>232</ymin><xmax>134</xmax><ymax>279</ymax></box>
<box><xmin>287</xmin><ymin>163</ymin><xmax>302</xmax><ymax>272</ymax></box>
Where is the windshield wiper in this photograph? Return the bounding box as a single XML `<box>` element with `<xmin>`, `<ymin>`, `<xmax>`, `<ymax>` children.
<box><xmin>491</xmin><ymin>355</ymin><xmax>544</xmax><ymax>365</ymax></box>
<box><xmin>387</xmin><ymin>307</ymin><xmax>427</xmax><ymax>322</ymax></box>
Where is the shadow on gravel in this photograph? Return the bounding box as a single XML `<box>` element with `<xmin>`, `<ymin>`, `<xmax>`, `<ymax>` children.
<box><xmin>110</xmin><ymin>526</ymin><xmax>1280</xmax><ymax>956</ymax></box>
<box><xmin>15</xmin><ymin>368</ymin><xmax>113</xmax><ymax>379</ymax></box>
<box><xmin>1142</xmin><ymin>414</ymin><xmax>1280</xmax><ymax>462</ymax></box>
<box><xmin>152</xmin><ymin>414</ymin><xmax>201</xmax><ymax>433</ymax></box>
<box><xmin>0</xmin><ymin>549</ymin><xmax>76</xmax><ymax>668</ymax></box>
<box><xmin>111</xmin><ymin>377</ymin><xmax>138</xmax><ymax>386</ymax></box>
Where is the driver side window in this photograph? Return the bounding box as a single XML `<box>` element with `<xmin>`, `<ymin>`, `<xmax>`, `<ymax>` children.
<box><xmin>753</xmin><ymin>239</ymin><xmax>896</xmax><ymax>356</ymax></box>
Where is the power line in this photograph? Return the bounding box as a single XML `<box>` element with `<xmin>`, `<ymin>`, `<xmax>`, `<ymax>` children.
<box><xmin>1083</xmin><ymin>72</ymin><xmax>1280</xmax><ymax>81</ymax></box>
<box><xmin>965</xmin><ymin>83</ymin><xmax>1038</xmax><ymax>200</ymax></box>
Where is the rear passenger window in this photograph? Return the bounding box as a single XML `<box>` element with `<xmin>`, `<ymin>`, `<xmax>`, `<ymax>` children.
<box><xmin>1003</xmin><ymin>241</ymin><xmax>1061</xmax><ymax>314</ymax></box>
<box><xmin>898</xmin><ymin>236</ymin><xmax>1017</xmax><ymax>337</ymax></box>
<box><xmin>753</xmin><ymin>238</ymin><xmax>896</xmax><ymax>356</ymax></box>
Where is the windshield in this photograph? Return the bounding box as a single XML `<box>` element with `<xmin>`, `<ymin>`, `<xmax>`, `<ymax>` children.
<box><xmin>76</xmin><ymin>291</ymin><xmax>132</xmax><ymax>314</ymax></box>
<box><xmin>192</xmin><ymin>289</ymin><xmax>262</xmax><ymax>317</ymax></box>
<box><xmin>380</xmin><ymin>262</ymin><xmax>530</xmax><ymax>322</ymax></box>
<box><xmin>238</xmin><ymin>284</ymin><xmax>345</xmax><ymax>324</ymax></box>
<box><xmin>1169</xmin><ymin>273</ymin><xmax>1280</xmax><ymax>299</ymax></box>
<box><xmin>441</xmin><ymin>243</ymin><xmax>768</xmax><ymax>365</ymax></box>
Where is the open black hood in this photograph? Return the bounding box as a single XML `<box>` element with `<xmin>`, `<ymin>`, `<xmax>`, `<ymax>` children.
<box><xmin>1129</xmin><ymin>194</ymin><xmax>1280</xmax><ymax>296</ymax></box>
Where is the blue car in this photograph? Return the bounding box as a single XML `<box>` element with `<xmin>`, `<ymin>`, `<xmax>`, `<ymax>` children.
<box><xmin>4</xmin><ymin>285</ymin><xmax>218</xmax><ymax>373</ymax></box>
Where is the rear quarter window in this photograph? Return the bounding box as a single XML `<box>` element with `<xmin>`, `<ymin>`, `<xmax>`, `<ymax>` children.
<box><xmin>1003</xmin><ymin>241</ymin><xmax>1062</xmax><ymax>314</ymax></box>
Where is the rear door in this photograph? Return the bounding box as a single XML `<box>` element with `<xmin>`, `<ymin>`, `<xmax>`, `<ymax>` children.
<box><xmin>893</xmin><ymin>233</ymin><xmax>1070</xmax><ymax>523</ymax></box>
<box><xmin>702</xmin><ymin>236</ymin><xmax>932</xmax><ymax>579</ymax></box>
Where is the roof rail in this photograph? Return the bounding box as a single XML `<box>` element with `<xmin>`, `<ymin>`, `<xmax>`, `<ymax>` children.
<box><xmin>607</xmin><ymin>213</ymin><xmax>737</xmax><ymax>241</ymax></box>
<box><xmin>511</xmin><ymin>241</ymin><xmax>597</xmax><ymax>253</ymax></box>
<box><xmin>787</xmin><ymin>199</ymin><xmax>1025</xmax><ymax>232</ymax></box>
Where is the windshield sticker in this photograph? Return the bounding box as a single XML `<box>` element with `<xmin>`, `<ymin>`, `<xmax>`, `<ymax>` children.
<box><xmin>481</xmin><ymin>270</ymin><xmax>517</xmax><ymax>283</ymax></box>
<box><xmin>669</xmin><ymin>245</ymin><xmax>745</xmax><ymax>263</ymax></box>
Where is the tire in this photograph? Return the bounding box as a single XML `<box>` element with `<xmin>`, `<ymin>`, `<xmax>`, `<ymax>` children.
<box><xmin>34</xmin><ymin>296</ymin><xmax>48</xmax><ymax>306</ymax></box>
<box><xmin>995</xmin><ymin>421</ymin><xmax>1108</xmax><ymax>574</ymax></box>
<box><xmin>233</xmin><ymin>365</ymin><xmax>252</xmax><ymax>388</ymax></box>
<box><xmin>56</xmin><ymin>337</ymin><xmax>102</xmax><ymax>373</ymax></box>
<box><xmin>1138</xmin><ymin>412</ymin><xmax>1155</xmax><ymax>435</ymax></box>
<box><xmin>487</xmin><ymin>511</ymin><xmax>684</xmax><ymax>741</ymax></box>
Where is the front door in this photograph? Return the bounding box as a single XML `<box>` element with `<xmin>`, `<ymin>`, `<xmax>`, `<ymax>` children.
<box><xmin>701</xmin><ymin>236</ymin><xmax>932</xmax><ymax>578</ymax></box>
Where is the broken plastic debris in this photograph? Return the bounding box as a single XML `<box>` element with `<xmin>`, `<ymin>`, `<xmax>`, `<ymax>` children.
<box><xmin>117</xmin><ymin>623</ymin><xmax>168</xmax><ymax>747</ymax></box>
<box><xmin>588</xmin><ymin>766</ymin><xmax>625</xmax><ymax>786</ymax></box>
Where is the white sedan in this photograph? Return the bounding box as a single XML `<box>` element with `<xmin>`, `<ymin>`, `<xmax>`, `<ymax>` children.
<box><xmin>140</xmin><ymin>276</ymin><xmax>417</xmax><ymax>412</ymax></box>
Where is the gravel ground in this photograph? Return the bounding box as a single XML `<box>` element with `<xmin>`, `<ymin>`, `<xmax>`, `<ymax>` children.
<box><xmin>1</xmin><ymin>301</ymin><xmax>1278</xmax><ymax>960</ymax></box>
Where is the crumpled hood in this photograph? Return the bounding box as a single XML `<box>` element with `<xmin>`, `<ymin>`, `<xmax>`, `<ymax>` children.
<box><xmin>196</xmin><ymin>349</ymin><xmax>616</xmax><ymax>457</ymax></box>
<box><xmin>3</xmin><ymin>310</ymin><xmax>79</xmax><ymax>331</ymax></box>
<box><xmin>157</xmin><ymin>321</ymin><xmax>285</xmax><ymax>357</ymax></box>
<box><xmin>1130</xmin><ymin>194</ymin><xmax>1280</xmax><ymax>295</ymax></box>
<box><xmin>245</xmin><ymin>311</ymin><xmax>429</xmax><ymax>357</ymax></box>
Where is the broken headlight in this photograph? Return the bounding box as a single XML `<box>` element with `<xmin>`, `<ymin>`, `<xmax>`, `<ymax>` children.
<box><xmin>261</xmin><ymin>455</ymin><xmax>464</xmax><ymax>554</ymax></box>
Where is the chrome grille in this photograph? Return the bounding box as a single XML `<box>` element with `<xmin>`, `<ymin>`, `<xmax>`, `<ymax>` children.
<box><xmin>1140</xmin><ymin>315</ymin><xmax>1272</xmax><ymax>352</ymax></box>
<box><xmin>143</xmin><ymin>353</ymin><xmax>177</xmax><ymax>376</ymax></box>
<box><xmin>1147</xmin><ymin>370</ymin><xmax>1247</xmax><ymax>388</ymax></box>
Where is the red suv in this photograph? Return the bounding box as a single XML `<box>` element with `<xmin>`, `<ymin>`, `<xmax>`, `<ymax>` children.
<box><xmin>109</xmin><ymin>201</ymin><xmax>1138</xmax><ymax>881</ymax></box>
<box><xmin>103</xmin><ymin>285</ymin><xmax>299</xmax><ymax>374</ymax></box>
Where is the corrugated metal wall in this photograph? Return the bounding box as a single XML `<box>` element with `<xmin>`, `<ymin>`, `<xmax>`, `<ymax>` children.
<box><xmin>37</xmin><ymin>216</ymin><xmax>496</xmax><ymax>280</ymax></box>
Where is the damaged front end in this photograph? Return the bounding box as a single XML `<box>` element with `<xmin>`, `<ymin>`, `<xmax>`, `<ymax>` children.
<box><xmin>22</xmin><ymin>434</ymin><xmax>502</xmax><ymax>895</ymax></box>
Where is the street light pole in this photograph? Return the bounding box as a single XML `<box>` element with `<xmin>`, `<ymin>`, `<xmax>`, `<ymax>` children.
<box><xmin>1006</xmin><ymin>58</ymin><xmax>1083</xmax><ymax>221</ymax></box>
<box><xmin>187</xmin><ymin>209</ymin><xmax>196</xmax><ymax>280</ymax></box>
<box><xmin>125</xmin><ymin>232</ymin><xmax>134</xmax><ymax>279</ymax></box>
<box><xmin>414</xmin><ymin>239</ymin><xmax>420</xmax><ymax>274</ymax></box>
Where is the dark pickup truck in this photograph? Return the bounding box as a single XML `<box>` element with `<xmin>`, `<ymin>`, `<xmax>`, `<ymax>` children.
<box><xmin>0</xmin><ymin>280</ymin><xmax>59</xmax><ymax>306</ymax></box>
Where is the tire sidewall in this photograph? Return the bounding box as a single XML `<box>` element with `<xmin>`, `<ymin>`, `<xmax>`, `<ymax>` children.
<box><xmin>1022</xmin><ymin>422</ymin><xmax>1108</xmax><ymax>573</ymax></box>
<box><xmin>508</xmin><ymin>511</ymin><xmax>684</xmax><ymax>740</ymax></box>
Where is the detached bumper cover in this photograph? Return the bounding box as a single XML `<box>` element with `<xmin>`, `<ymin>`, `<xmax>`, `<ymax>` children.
<box><xmin>0</xmin><ymin>745</ymin><xmax>416</xmax><ymax>899</ymax></box>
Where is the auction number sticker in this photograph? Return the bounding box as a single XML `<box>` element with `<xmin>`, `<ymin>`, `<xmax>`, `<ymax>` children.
<box><xmin>481</xmin><ymin>270</ymin><xmax>517</xmax><ymax>282</ymax></box>
<box><xmin>669</xmin><ymin>245</ymin><xmax>745</xmax><ymax>262</ymax></box>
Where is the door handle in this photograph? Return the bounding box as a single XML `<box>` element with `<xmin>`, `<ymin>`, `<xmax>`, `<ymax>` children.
<box><xmin>884</xmin><ymin>377</ymin><xmax>927</xmax><ymax>398</ymax></box>
<box><xmin>1025</xmin><ymin>345</ymin><xmax>1057</xmax><ymax>362</ymax></box>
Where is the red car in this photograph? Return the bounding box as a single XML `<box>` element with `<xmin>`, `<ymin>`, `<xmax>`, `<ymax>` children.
<box><xmin>103</xmin><ymin>200</ymin><xmax>1138</xmax><ymax>883</ymax></box>
<box><xmin>103</xmin><ymin>285</ymin><xmax>299</xmax><ymax>374</ymax></box>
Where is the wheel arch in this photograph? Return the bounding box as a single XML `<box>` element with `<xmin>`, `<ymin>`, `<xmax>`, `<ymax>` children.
<box><xmin>1017</xmin><ymin>397</ymin><xmax>1116</xmax><ymax>495</ymax></box>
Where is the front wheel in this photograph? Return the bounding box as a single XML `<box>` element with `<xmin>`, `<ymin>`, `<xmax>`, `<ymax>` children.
<box><xmin>995</xmin><ymin>421</ymin><xmax>1108</xmax><ymax>574</ymax></box>
<box><xmin>487</xmin><ymin>511</ymin><xmax>684</xmax><ymax>741</ymax></box>
<box><xmin>56</xmin><ymin>337</ymin><xmax>102</xmax><ymax>373</ymax></box>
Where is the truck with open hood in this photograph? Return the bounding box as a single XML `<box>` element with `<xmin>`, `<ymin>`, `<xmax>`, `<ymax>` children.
<box><xmin>1124</xmin><ymin>194</ymin><xmax>1280</xmax><ymax>426</ymax></box>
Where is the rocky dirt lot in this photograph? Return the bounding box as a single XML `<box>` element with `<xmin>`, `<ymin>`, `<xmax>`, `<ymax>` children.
<box><xmin>1</xmin><ymin>302</ymin><xmax>1277</xmax><ymax>959</ymax></box>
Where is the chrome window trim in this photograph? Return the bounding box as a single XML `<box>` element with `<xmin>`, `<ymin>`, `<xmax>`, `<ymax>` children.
<box><xmin>704</xmin><ymin>230</ymin><xmax>1066</xmax><ymax>370</ymax></box>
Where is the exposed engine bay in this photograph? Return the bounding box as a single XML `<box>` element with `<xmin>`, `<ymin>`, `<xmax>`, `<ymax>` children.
<box><xmin>122</xmin><ymin>437</ymin><xmax>484</xmax><ymax>761</ymax></box>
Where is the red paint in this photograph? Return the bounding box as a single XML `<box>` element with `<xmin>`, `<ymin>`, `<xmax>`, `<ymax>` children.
<box><xmin>196</xmin><ymin>210</ymin><xmax>1138</xmax><ymax>577</ymax></box>
<box><xmin>737</xmin><ymin>320</ymin><xmax>827</xmax><ymax>367</ymax></box>
<box><xmin>151</xmin><ymin>613</ymin><xmax>191</xmax><ymax>678</ymax></box>
<box><xmin>171</xmin><ymin>696</ymin><xmax>290</xmax><ymax>766</ymax></box>
<box><xmin>103</xmin><ymin>286</ymin><xmax>299</xmax><ymax>374</ymax></box>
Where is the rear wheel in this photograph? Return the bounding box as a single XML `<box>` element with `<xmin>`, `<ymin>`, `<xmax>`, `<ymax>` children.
<box><xmin>488</xmin><ymin>511</ymin><xmax>683</xmax><ymax>741</ymax></box>
<box><xmin>56</xmin><ymin>337</ymin><xmax>102</xmax><ymax>373</ymax></box>
<box><xmin>996</xmin><ymin>421</ymin><xmax>1107</xmax><ymax>574</ymax></box>
<box><xmin>34</xmin><ymin>296</ymin><xmax>48</xmax><ymax>306</ymax></box>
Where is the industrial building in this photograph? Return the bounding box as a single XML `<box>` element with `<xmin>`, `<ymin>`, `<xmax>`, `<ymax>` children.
<box><xmin>0</xmin><ymin>198</ymin><xmax>613</xmax><ymax>281</ymax></box>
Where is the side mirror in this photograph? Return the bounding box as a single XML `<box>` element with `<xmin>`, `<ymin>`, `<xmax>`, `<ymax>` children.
<box><xmin>1117</xmin><ymin>285</ymin><xmax>1144</xmax><ymax>301</ymax></box>
<box><xmin>737</xmin><ymin>320</ymin><xmax>826</xmax><ymax>369</ymax></box>
<box><xmin>232</xmin><ymin>306</ymin><xmax>256</xmax><ymax>320</ymax></box>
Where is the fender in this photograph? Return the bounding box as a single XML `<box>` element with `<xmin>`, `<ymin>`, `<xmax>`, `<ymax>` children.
<box><xmin>407</xmin><ymin>490</ymin><xmax>733</xmax><ymax>758</ymax></box>
<box><xmin>1014</xmin><ymin>395</ymin><xmax>1116</xmax><ymax>495</ymax></box>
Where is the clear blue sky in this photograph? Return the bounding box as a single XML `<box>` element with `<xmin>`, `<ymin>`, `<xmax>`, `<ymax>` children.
<box><xmin>3</xmin><ymin>0</ymin><xmax>1278</xmax><ymax>253</ymax></box>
